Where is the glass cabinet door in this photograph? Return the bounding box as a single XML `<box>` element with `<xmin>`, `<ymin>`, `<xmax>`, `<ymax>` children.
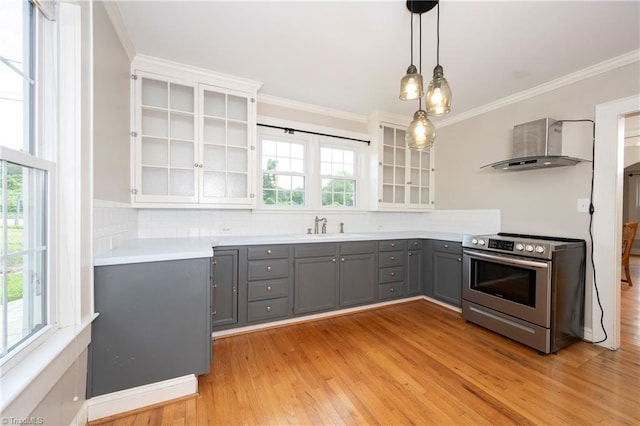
<box><xmin>380</xmin><ymin>125</ymin><xmax>406</xmax><ymax>205</ymax></box>
<box><xmin>408</xmin><ymin>149</ymin><xmax>431</xmax><ymax>207</ymax></box>
<box><xmin>199</xmin><ymin>84</ymin><xmax>253</xmax><ymax>204</ymax></box>
<box><xmin>378</xmin><ymin>122</ymin><xmax>433</xmax><ymax>210</ymax></box>
<box><xmin>134</xmin><ymin>73</ymin><xmax>198</xmax><ymax>203</ymax></box>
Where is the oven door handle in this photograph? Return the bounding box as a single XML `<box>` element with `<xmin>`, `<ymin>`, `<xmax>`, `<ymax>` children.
<box><xmin>464</xmin><ymin>249</ymin><xmax>549</xmax><ymax>269</ymax></box>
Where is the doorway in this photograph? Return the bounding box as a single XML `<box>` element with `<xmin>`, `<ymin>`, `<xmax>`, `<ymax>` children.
<box><xmin>593</xmin><ymin>95</ymin><xmax>640</xmax><ymax>350</ymax></box>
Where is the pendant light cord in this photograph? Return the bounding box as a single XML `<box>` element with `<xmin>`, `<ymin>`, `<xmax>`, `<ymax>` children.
<box><xmin>410</xmin><ymin>11</ymin><xmax>414</xmax><ymax>65</ymax></box>
<box><xmin>436</xmin><ymin>2</ymin><xmax>440</xmax><ymax>66</ymax></box>
<box><xmin>418</xmin><ymin>12</ymin><xmax>423</xmax><ymax>110</ymax></box>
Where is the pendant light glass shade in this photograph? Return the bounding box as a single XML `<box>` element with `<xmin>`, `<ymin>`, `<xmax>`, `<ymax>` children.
<box><xmin>425</xmin><ymin>64</ymin><xmax>452</xmax><ymax>116</ymax></box>
<box><xmin>406</xmin><ymin>109</ymin><xmax>435</xmax><ymax>151</ymax></box>
<box><xmin>399</xmin><ymin>64</ymin><xmax>423</xmax><ymax>101</ymax></box>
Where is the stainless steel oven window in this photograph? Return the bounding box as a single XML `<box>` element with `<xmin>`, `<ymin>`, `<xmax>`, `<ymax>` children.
<box><xmin>470</xmin><ymin>258</ymin><xmax>537</xmax><ymax>307</ymax></box>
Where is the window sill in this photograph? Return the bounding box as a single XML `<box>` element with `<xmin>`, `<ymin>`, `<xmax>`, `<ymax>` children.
<box><xmin>0</xmin><ymin>313</ymin><xmax>98</xmax><ymax>416</ymax></box>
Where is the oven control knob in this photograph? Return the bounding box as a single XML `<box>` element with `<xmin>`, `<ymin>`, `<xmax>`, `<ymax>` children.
<box><xmin>515</xmin><ymin>243</ymin><xmax>525</xmax><ymax>251</ymax></box>
<box><xmin>471</xmin><ymin>238</ymin><xmax>478</xmax><ymax>245</ymax></box>
<box><xmin>478</xmin><ymin>239</ymin><xmax>486</xmax><ymax>246</ymax></box>
<box><xmin>535</xmin><ymin>245</ymin><xmax>545</xmax><ymax>254</ymax></box>
<box><xmin>525</xmin><ymin>244</ymin><xmax>534</xmax><ymax>252</ymax></box>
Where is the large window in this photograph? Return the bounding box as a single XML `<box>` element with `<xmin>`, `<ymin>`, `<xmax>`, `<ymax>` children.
<box><xmin>261</xmin><ymin>138</ymin><xmax>306</xmax><ymax>206</ymax></box>
<box><xmin>0</xmin><ymin>0</ymin><xmax>50</xmax><ymax>359</ymax></box>
<box><xmin>258</xmin><ymin>129</ymin><xmax>361</xmax><ymax>209</ymax></box>
<box><xmin>320</xmin><ymin>146</ymin><xmax>356</xmax><ymax>207</ymax></box>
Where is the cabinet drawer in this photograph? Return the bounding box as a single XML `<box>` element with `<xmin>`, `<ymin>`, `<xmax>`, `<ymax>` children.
<box><xmin>248</xmin><ymin>278</ymin><xmax>289</xmax><ymax>301</ymax></box>
<box><xmin>340</xmin><ymin>241</ymin><xmax>376</xmax><ymax>255</ymax></box>
<box><xmin>378</xmin><ymin>250</ymin><xmax>404</xmax><ymax>268</ymax></box>
<box><xmin>247</xmin><ymin>245</ymin><xmax>289</xmax><ymax>260</ymax></box>
<box><xmin>378</xmin><ymin>266</ymin><xmax>404</xmax><ymax>284</ymax></box>
<box><xmin>247</xmin><ymin>297</ymin><xmax>289</xmax><ymax>323</ymax></box>
<box><xmin>248</xmin><ymin>259</ymin><xmax>289</xmax><ymax>280</ymax></box>
<box><xmin>432</xmin><ymin>240</ymin><xmax>462</xmax><ymax>254</ymax></box>
<box><xmin>378</xmin><ymin>282</ymin><xmax>404</xmax><ymax>300</ymax></box>
<box><xmin>294</xmin><ymin>243</ymin><xmax>336</xmax><ymax>258</ymax></box>
<box><xmin>407</xmin><ymin>239</ymin><xmax>423</xmax><ymax>249</ymax></box>
<box><xmin>378</xmin><ymin>240</ymin><xmax>405</xmax><ymax>251</ymax></box>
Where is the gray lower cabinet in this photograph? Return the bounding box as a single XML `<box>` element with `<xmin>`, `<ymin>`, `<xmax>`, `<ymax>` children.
<box><xmin>431</xmin><ymin>240</ymin><xmax>463</xmax><ymax>307</ymax></box>
<box><xmin>246</xmin><ymin>244</ymin><xmax>291</xmax><ymax>324</ymax></box>
<box><xmin>339</xmin><ymin>242</ymin><xmax>377</xmax><ymax>307</ymax></box>
<box><xmin>407</xmin><ymin>239</ymin><xmax>424</xmax><ymax>295</ymax></box>
<box><xmin>294</xmin><ymin>243</ymin><xmax>338</xmax><ymax>315</ymax></box>
<box><xmin>378</xmin><ymin>240</ymin><xmax>406</xmax><ymax>300</ymax></box>
<box><xmin>89</xmin><ymin>258</ymin><xmax>211</xmax><ymax>398</ymax></box>
<box><xmin>212</xmin><ymin>250</ymin><xmax>238</xmax><ymax>328</ymax></box>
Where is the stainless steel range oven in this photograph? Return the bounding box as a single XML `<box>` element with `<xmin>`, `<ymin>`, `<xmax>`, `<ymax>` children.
<box><xmin>462</xmin><ymin>233</ymin><xmax>586</xmax><ymax>354</ymax></box>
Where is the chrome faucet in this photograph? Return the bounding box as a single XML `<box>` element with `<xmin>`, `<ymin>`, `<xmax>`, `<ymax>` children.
<box><xmin>314</xmin><ymin>216</ymin><xmax>327</xmax><ymax>234</ymax></box>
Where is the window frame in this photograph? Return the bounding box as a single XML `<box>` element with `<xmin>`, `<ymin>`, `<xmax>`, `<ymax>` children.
<box><xmin>318</xmin><ymin>141</ymin><xmax>358</xmax><ymax>209</ymax></box>
<box><xmin>257</xmin><ymin>126</ymin><xmax>365</xmax><ymax>211</ymax></box>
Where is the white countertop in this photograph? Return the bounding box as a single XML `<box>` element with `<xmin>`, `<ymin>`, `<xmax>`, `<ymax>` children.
<box><xmin>94</xmin><ymin>231</ymin><xmax>465</xmax><ymax>266</ymax></box>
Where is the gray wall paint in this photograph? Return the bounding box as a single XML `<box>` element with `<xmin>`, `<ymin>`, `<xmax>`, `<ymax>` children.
<box><xmin>93</xmin><ymin>0</ymin><xmax>130</xmax><ymax>203</ymax></box>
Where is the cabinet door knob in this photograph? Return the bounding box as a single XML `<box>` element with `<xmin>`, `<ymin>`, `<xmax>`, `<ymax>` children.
<box><xmin>266</xmin><ymin>285</ymin><xmax>272</xmax><ymax>291</ymax></box>
<box><xmin>267</xmin><ymin>249</ymin><xmax>272</xmax><ymax>254</ymax></box>
<box><xmin>391</xmin><ymin>243</ymin><xmax>396</xmax><ymax>247</ymax></box>
<box><xmin>408</xmin><ymin>252</ymin><xmax>412</xmax><ymax>256</ymax></box>
<box><xmin>444</xmin><ymin>244</ymin><xmax>449</xmax><ymax>248</ymax></box>
<box><xmin>341</xmin><ymin>258</ymin><xmax>345</xmax><ymax>262</ymax></box>
<box><xmin>458</xmin><ymin>258</ymin><xmax>462</xmax><ymax>262</ymax></box>
<box><xmin>266</xmin><ymin>306</ymin><xmax>272</xmax><ymax>312</ymax></box>
<box><xmin>212</xmin><ymin>310</ymin><xmax>217</xmax><ymax>316</ymax></box>
<box><xmin>390</xmin><ymin>256</ymin><xmax>395</xmax><ymax>261</ymax></box>
<box><xmin>413</xmin><ymin>242</ymin><xmax>418</xmax><ymax>246</ymax></box>
<box><xmin>213</xmin><ymin>283</ymin><xmax>217</xmax><ymax>288</ymax></box>
<box><xmin>391</xmin><ymin>272</ymin><xmax>396</xmax><ymax>277</ymax></box>
<box><xmin>267</xmin><ymin>265</ymin><xmax>272</xmax><ymax>271</ymax></box>
<box><xmin>390</xmin><ymin>287</ymin><xmax>395</xmax><ymax>292</ymax></box>
<box><xmin>332</xmin><ymin>258</ymin><xmax>336</xmax><ymax>262</ymax></box>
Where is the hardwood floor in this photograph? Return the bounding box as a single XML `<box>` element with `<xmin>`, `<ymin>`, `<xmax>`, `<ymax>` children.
<box><xmin>91</xmin><ymin>260</ymin><xmax>640</xmax><ymax>425</ymax></box>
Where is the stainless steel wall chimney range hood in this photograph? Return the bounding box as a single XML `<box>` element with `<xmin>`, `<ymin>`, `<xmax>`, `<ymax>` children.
<box><xmin>482</xmin><ymin>118</ymin><xmax>589</xmax><ymax>171</ymax></box>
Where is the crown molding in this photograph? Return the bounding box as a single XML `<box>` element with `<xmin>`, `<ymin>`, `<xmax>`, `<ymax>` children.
<box><xmin>100</xmin><ymin>0</ymin><xmax>136</xmax><ymax>61</ymax></box>
<box><xmin>436</xmin><ymin>49</ymin><xmax>640</xmax><ymax>129</ymax></box>
<box><xmin>258</xmin><ymin>94</ymin><xmax>368</xmax><ymax>124</ymax></box>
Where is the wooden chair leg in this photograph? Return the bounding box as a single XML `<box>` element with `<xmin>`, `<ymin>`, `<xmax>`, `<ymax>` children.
<box><xmin>623</xmin><ymin>265</ymin><xmax>633</xmax><ymax>286</ymax></box>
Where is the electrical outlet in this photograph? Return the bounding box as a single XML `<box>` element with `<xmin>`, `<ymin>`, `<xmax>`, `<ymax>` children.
<box><xmin>577</xmin><ymin>198</ymin><xmax>590</xmax><ymax>213</ymax></box>
<box><xmin>220</xmin><ymin>226</ymin><xmax>232</xmax><ymax>234</ymax></box>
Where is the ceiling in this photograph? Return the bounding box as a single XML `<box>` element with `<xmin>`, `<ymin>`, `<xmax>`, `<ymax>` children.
<box><xmin>114</xmin><ymin>1</ymin><xmax>640</xmax><ymax>121</ymax></box>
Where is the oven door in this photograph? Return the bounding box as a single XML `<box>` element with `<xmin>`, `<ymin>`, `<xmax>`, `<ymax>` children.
<box><xmin>462</xmin><ymin>249</ymin><xmax>552</xmax><ymax>327</ymax></box>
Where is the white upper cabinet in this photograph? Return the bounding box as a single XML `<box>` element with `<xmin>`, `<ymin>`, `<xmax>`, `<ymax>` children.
<box><xmin>370</xmin><ymin>117</ymin><xmax>434</xmax><ymax>211</ymax></box>
<box><xmin>130</xmin><ymin>56</ymin><xmax>261</xmax><ymax>208</ymax></box>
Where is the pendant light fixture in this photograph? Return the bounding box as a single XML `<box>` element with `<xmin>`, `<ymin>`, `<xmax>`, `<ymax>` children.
<box><xmin>399</xmin><ymin>13</ymin><xmax>422</xmax><ymax>101</ymax></box>
<box><xmin>425</xmin><ymin>2</ymin><xmax>452</xmax><ymax>116</ymax></box>
<box><xmin>404</xmin><ymin>1</ymin><xmax>438</xmax><ymax>150</ymax></box>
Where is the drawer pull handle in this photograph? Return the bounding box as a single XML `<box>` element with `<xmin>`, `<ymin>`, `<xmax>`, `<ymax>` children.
<box><xmin>267</xmin><ymin>266</ymin><xmax>272</xmax><ymax>271</ymax></box>
<box><xmin>458</xmin><ymin>258</ymin><xmax>462</xmax><ymax>262</ymax></box>
<box><xmin>267</xmin><ymin>249</ymin><xmax>272</xmax><ymax>254</ymax></box>
<box><xmin>444</xmin><ymin>244</ymin><xmax>449</xmax><ymax>248</ymax></box>
<box><xmin>408</xmin><ymin>252</ymin><xmax>412</xmax><ymax>256</ymax></box>
<box><xmin>267</xmin><ymin>285</ymin><xmax>272</xmax><ymax>291</ymax></box>
<box><xmin>341</xmin><ymin>258</ymin><xmax>345</xmax><ymax>262</ymax></box>
<box><xmin>390</xmin><ymin>243</ymin><xmax>396</xmax><ymax>247</ymax></box>
<box><xmin>212</xmin><ymin>310</ymin><xmax>217</xmax><ymax>316</ymax></box>
<box><xmin>266</xmin><ymin>306</ymin><xmax>272</xmax><ymax>312</ymax></box>
<box><xmin>391</xmin><ymin>272</ymin><xmax>396</xmax><ymax>277</ymax></box>
<box><xmin>390</xmin><ymin>288</ymin><xmax>395</xmax><ymax>292</ymax></box>
<box><xmin>332</xmin><ymin>258</ymin><xmax>336</xmax><ymax>262</ymax></box>
<box><xmin>414</xmin><ymin>242</ymin><xmax>418</xmax><ymax>246</ymax></box>
<box><xmin>390</xmin><ymin>256</ymin><xmax>395</xmax><ymax>261</ymax></box>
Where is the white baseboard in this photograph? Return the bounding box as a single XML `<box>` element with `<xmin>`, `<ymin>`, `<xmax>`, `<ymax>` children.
<box><xmin>70</xmin><ymin>400</ymin><xmax>88</xmax><ymax>426</ymax></box>
<box><xmin>86</xmin><ymin>375</ymin><xmax>197</xmax><ymax>422</ymax></box>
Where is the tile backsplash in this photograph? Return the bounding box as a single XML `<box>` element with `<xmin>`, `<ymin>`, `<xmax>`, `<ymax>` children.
<box><xmin>94</xmin><ymin>200</ymin><xmax>500</xmax><ymax>254</ymax></box>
